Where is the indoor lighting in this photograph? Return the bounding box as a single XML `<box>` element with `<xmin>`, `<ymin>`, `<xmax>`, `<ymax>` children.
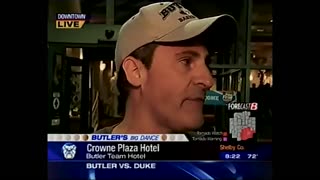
<box><xmin>79</xmin><ymin>48</ymin><xmax>83</xmax><ymax>60</ymax></box>
<box><xmin>257</xmin><ymin>28</ymin><xmax>264</xmax><ymax>32</ymax></box>
<box><xmin>250</xmin><ymin>73</ymin><xmax>253</xmax><ymax>81</ymax></box>
<box><xmin>110</xmin><ymin>60</ymin><xmax>114</xmax><ymax>77</ymax></box>
<box><xmin>270</xmin><ymin>19</ymin><xmax>273</xmax><ymax>23</ymax></box>
<box><xmin>100</xmin><ymin>61</ymin><xmax>106</xmax><ymax>71</ymax></box>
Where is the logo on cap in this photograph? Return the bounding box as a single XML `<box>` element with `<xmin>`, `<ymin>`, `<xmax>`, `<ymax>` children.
<box><xmin>179</xmin><ymin>9</ymin><xmax>191</xmax><ymax>15</ymax></box>
<box><xmin>159</xmin><ymin>2</ymin><xmax>196</xmax><ymax>22</ymax></box>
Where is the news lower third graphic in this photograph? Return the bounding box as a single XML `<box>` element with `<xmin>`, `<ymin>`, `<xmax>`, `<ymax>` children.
<box><xmin>219</xmin><ymin>152</ymin><xmax>260</xmax><ymax>160</ymax></box>
<box><xmin>56</xmin><ymin>13</ymin><xmax>86</xmax><ymax>29</ymax></box>
<box><xmin>49</xmin><ymin>161</ymin><xmax>272</xmax><ymax>180</ymax></box>
<box><xmin>48</xmin><ymin>134</ymin><xmax>189</xmax><ymax>142</ymax></box>
<box><xmin>48</xmin><ymin>134</ymin><xmax>272</xmax><ymax>180</ymax></box>
<box><xmin>49</xmin><ymin>134</ymin><xmax>190</xmax><ymax>162</ymax></box>
<box><xmin>229</xmin><ymin>111</ymin><xmax>256</xmax><ymax>141</ymax></box>
<box><xmin>62</xmin><ymin>143</ymin><xmax>77</xmax><ymax>160</ymax></box>
<box><xmin>48</xmin><ymin>134</ymin><xmax>271</xmax><ymax>162</ymax></box>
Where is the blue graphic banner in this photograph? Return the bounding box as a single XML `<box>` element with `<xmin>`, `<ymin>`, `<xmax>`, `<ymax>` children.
<box><xmin>48</xmin><ymin>141</ymin><xmax>272</xmax><ymax>179</ymax></box>
<box><xmin>48</xmin><ymin>161</ymin><xmax>272</xmax><ymax>180</ymax></box>
<box><xmin>48</xmin><ymin>142</ymin><xmax>272</xmax><ymax>161</ymax></box>
<box><xmin>219</xmin><ymin>151</ymin><xmax>269</xmax><ymax>160</ymax></box>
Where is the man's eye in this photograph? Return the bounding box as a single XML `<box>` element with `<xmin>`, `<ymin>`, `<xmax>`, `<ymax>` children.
<box><xmin>180</xmin><ymin>58</ymin><xmax>191</xmax><ymax>65</ymax></box>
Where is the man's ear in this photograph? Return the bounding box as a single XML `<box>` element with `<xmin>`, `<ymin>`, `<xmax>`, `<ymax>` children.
<box><xmin>122</xmin><ymin>56</ymin><xmax>146</xmax><ymax>87</ymax></box>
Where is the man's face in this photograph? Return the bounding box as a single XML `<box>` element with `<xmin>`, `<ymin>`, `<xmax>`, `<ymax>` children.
<box><xmin>142</xmin><ymin>44</ymin><xmax>215</xmax><ymax>132</ymax></box>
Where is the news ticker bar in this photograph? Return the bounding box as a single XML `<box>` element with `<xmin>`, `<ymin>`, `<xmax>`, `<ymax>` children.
<box><xmin>48</xmin><ymin>161</ymin><xmax>272</xmax><ymax>180</ymax></box>
<box><xmin>47</xmin><ymin>134</ymin><xmax>189</xmax><ymax>142</ymax></box>
<box><xmin>48</xmin><ymin>142</ymin><xmax>272</xmax><ymax>161</ymax></box>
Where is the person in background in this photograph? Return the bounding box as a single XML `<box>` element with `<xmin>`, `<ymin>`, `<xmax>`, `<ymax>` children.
<box><xmin>108</xmin><ymin>72</ymin><xmax>120</xmax><ymax>117</ymax></box>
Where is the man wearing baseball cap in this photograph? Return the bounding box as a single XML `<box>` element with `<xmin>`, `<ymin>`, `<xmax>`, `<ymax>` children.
<box><xmin>96</xmin><ymin>1</ymin><xmax>237</xmax><ymax>134</ymax></box>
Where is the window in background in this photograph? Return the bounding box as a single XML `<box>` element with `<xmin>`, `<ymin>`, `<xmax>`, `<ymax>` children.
<box><xmin>249</xmin><ymin>0</ymin><xmax>272</xmax><ymax>141</ymax></box>
<box><xmin>251</xmin><ymin>42</ymin><xmax>272</xmax><ymax>67</ymax></box>
<box><xmin>250</xmin><ymin>0</ymin><xmax>272</xmax><ymax>68</ymax></box>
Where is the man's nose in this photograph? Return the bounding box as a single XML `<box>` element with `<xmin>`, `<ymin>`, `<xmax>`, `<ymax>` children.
<box><xmin>193</xmin><ymin>66</ymin><xmax>215</xmax><ymax>90</ymax></box>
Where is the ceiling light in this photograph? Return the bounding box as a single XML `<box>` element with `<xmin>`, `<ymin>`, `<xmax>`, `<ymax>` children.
<box><xmin>100</xmin><ymin>61</ymin><xmax>106</xmax><ymax>71</ymax></box>
<box><xmin>250</xmin><ymin>73</ymin><xmax>253</xmax><ymax>81</ymax></box>
<box><xmin>270</xmin><ymin>19</ymin><xmax>273</xmax><ymax>23</ymax></box>
<box><xmin>257</xmin><ymin>28</ymin><xmax>264</xmax><ymax>32</ymax></box>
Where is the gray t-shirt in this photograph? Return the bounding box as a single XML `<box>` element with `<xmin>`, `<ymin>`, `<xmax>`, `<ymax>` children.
<box><xmin>94</xmin><ymin>124</ymin><xmax>200</xmax><ymax>139</ymax></box>
<box><xmin>94</xmin><ymin>124</ymin><xmax>118</xmax><ymax>134</ymax></box>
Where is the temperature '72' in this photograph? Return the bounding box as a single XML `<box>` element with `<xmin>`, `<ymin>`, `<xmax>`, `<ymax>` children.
<box><xmin>247</xmin><ymin>153</ymin><xmax>258</xmax><ymax>159</ymax></box>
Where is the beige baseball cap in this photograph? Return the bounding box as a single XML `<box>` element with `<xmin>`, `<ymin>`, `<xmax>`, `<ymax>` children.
<box><xmin>115</xmin><ymin>1</ymin><xmax>237</xmax><ymax>72</ymax></box>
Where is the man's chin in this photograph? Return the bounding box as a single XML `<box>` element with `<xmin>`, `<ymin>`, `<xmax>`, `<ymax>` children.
<box><xmin>173</xmin><ymin>116</ymin><xmax>204</xmax><ymax>132</ymax></box>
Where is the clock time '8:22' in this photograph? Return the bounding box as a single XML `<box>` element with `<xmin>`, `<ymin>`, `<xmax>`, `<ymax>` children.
<box><xmin>225</xmin><ymin>153</ymin><xmax>241</xmax><ymax>159</ymax></box>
